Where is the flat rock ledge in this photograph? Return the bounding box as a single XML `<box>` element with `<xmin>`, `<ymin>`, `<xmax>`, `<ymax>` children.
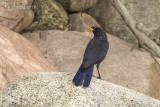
<box><xmin>0</xmin><ymin>72</ymin><xmax>160</xmax><ymax>107</ymax></box>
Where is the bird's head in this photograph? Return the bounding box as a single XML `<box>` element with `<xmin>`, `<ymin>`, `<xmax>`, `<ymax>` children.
<box><xmin>86</xmin><ymin>26</ymin><xmax>100</xmax><ymax>32</ymax></box>
<box><xmin>87</xmin><ymin>26</ymin><xmax>106</xmax><ymax>37</ymax></box>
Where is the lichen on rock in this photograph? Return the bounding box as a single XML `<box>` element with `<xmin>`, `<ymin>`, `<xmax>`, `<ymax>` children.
<box><xmin>32</xmin><ymin>0</ymin><xmax>69</xmax><ymax>30</ymax></box>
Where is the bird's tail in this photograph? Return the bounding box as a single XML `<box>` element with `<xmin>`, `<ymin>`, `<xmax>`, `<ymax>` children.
<box><xmin>73</xmin><ymin>65</ymin><xmax>94</xmax><ymax>87</ymax></box>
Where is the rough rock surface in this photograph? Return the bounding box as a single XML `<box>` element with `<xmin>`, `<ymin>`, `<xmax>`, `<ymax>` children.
<box><xmin>12</xmin><ymin>10</ymin><xmax>34</xmax><ymax>33</ymax></box>
<box><xmin>69</xmin><ymin>13</ymin><xmax>100</xmax><ymax>32</ymax></box>
<box><xmin>69</xmin><ymin>0</ymin><xmax>99</xmax><ymax>12</ymax></box>
<box><xmin>32</xmin><ymin>0</ymin><xmax>69</xmax><ymax>30</ymax></box>
<box><xmin>0</xmin><ymin>0</ymin><xmax>34</xmax><ymax>33</ymax></box>
<box><xmin>0</xmin><ymin>26</ymin><xmax>56</xmax><ymax>90</ymax></box>
<box><xmin>55</xmin><ymin>0</ymin><xmax>99</xmax><ymax>12</ymax></box>
<box><xmin>54</xmin><ymin>0</ymin><xmax>70</xmax><ymax>11</ymax></box>
<box><xmin>88</xmin><ymin>0</ymin><xmax>160</xmax><ymax>44</ymax></box>
<box><xmin>23</xmin><ymin>30</ymin><xmax>160</xmax><ymax>99</ymax></box>
<box><xmin>0</xmin><ymin>72</ymin><xmax>160</xmax><ymax>107</ymax></box>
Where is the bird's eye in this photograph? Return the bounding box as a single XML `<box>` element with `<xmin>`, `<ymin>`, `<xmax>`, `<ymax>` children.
<box><xmin>95</xmin><ymin>28</ymin><xmax>98</xmax><ymax>31</ymax></box>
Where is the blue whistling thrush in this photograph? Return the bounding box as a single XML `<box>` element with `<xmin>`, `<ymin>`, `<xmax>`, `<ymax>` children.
<box><xmin>73</xmin><ymin>26</ymin><xmax>109</xmax><ymax>87</ymax></box>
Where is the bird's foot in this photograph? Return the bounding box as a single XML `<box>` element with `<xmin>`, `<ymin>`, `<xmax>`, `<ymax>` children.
<box><xmin>97</xmin><ymin>76</ymin><xmax>101</xmax><ymax>79</ymax></box>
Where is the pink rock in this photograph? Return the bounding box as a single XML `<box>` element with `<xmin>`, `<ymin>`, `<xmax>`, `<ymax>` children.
<box><xmin>0</xmin><ymin>26</ymin><xmax>57</xmax><ymax>90</ymax></box>
<box><xmin>0</xmin><ymin>0</ymin><xmax>34</xmax><ymax>32</ymax></box>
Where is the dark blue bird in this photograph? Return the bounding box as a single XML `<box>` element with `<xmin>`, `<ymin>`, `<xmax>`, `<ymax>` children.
<box><xmin>73</xmin><ymin>26</ymin><xmax>109</xmax><ymax>87</ymax></box>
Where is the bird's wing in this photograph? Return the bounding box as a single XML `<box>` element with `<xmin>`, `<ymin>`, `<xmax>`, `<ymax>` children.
<box><xmin>82</xmin><ymin>39</ymin><xmax>108</xmax><ymax>68</ymax></box>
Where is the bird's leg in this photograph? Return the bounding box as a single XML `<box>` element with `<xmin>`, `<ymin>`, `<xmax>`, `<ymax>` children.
<box><xmin>96</xmin><ymin>64</ymin><xmax>101</xmax><ymax>79</ymax></box>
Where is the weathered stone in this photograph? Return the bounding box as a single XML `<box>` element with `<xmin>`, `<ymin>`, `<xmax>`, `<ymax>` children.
<box><xmin>32</xmin><ymin>0</ymin><xmax>69</xmax><ymax>30</ymax></box>
<box><xmin>87</xmin><ymin>0</ymin><xmax>160</xmax><ymax>44</ymax></box>
<box><xmin>55</xmin><ymin>0</ymin><xmax>70</xmax><ymax>11</ymax></box>
<box><xmin>0</xmin><ymin>0</ymin><xmax>34</xmax><ymax>33</ymax></box>
<box><xmin>69</xmin><ymin>13</ymin><xmax>100</xmax><ymax>32</ymax></box>
<box><xmin>12</xmin><ymin>10</ymin><xmax>34</xmax><ymax>33</ymax></box>
<box><xmin>69</xmin><ymin>0</ymin><xmax>99</xmax><ymax>12</ymax></box>
<box><xmin>0</xmin><ymin>25</ymin><xmax>56</xmax><ymax>90</ymax></box>
<box><xmin>54</xmin><ymin>0</ymin><xmax>99</xmax><ymax>12</ymax></box>
<box><xmin>24</xmin><ymin>21</ymin><xmax>39</xmax><ymax>31</ymax></box>
<box><xmin>23</xmin><ymin>30</ymin><xmax>160</xmax><ymax>99</ymax></box>
<box><xmin>0</xmin><ymin>72</ymin><xmax>160</xmax><ymax>106</ymax></box>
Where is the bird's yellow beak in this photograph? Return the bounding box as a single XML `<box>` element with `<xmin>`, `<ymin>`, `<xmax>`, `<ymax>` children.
<box><xmin>86</xmin><ymin>26</ymin><xmax>94</xmax><ymax>31</ymax></box>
